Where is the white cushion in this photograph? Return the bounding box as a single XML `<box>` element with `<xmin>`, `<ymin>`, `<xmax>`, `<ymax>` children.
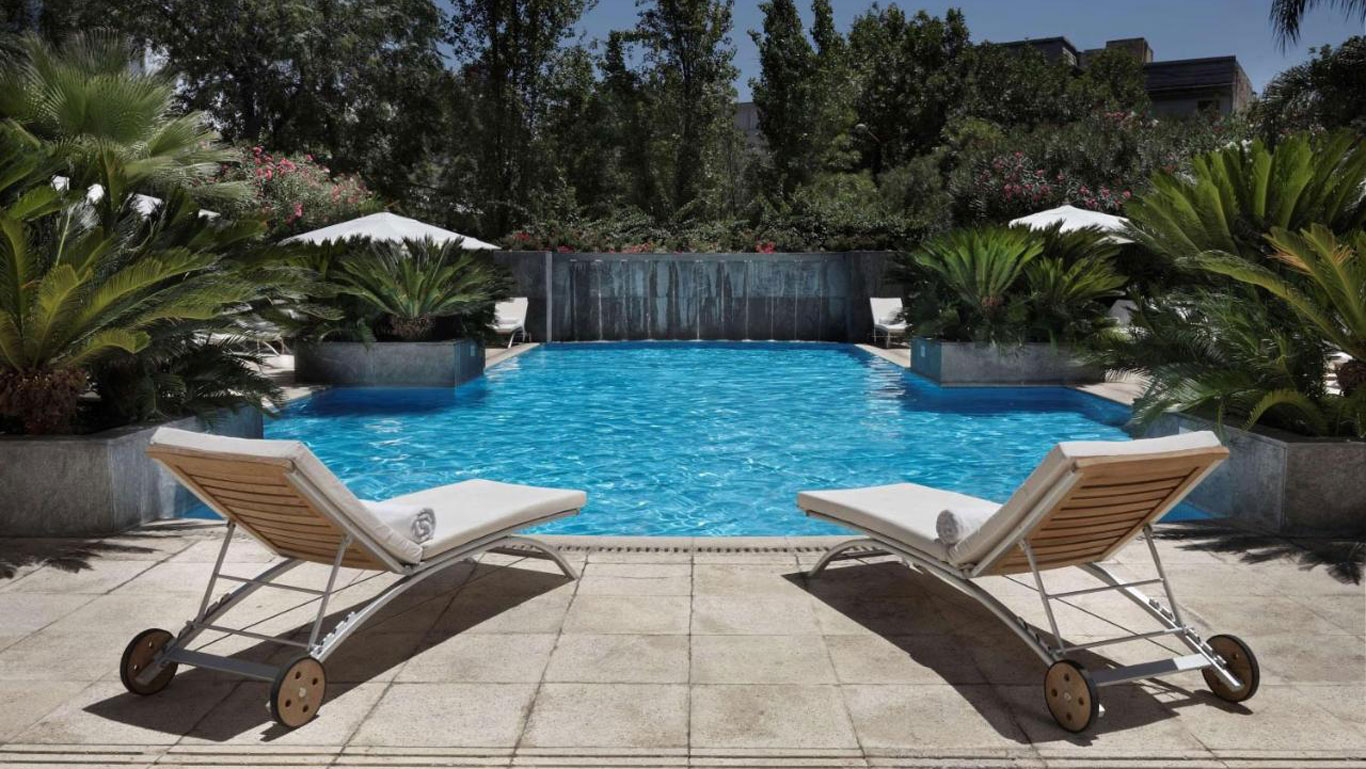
<box><xmin>798</xmin><ymin>483</ymin><xmax>1000</xmax><ymax>562</ymax></box>
<box><xmin>380</xmin><ymin>479</ymin><xmax>587</xmax><ymax>559</ymax></box>
<box><xmin>935</xmin><ymin>506</ymin><xmax>996</xmax><ymax>545</ymax></box>
<box><xmin>363</xmin><ymin>500</ymin><xmax>436</xmax><ymax>544</ymax></box>
<box><xmin>947</xmin><ymin>431</ymin><xmax>1224</xmax><ymax>566</ymax></box>
<box><xmin>149</xmin><ymin>428</ymin><xmax>424</xmax><ymax>565</ymax></box>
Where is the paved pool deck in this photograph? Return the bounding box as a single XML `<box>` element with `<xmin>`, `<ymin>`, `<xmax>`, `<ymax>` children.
<box><xmin>0</xmin><ymin>525</ymin><xmax>1360</xmax><ymax>768</ymax></box>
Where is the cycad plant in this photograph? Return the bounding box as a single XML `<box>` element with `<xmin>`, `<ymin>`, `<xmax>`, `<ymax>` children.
<box><xmin>0</xmin><ymin>129</ymin><xmax>273</xmax><ymax>434</ymax></box>
<box><xmin>905</xmin><ymin>226</ymin><xmax>1042</xmax><ymax>344</ymax></box>
<box><xmin>334</xmin><ymin>237</ymin><xmax>507</xmax><ymax>342</ymax></box>
<box><xmin>1199</xmin><ymin>225</ymin><xmax>1366</xmax><ymax>394</ymax></box>
<box><xmin>0</xmin><ymin>31</ymin><xmax>248</xmax><ymax>207</ymax></box>
<box><xmin>898</xmin><ymin>224</ymin><xmax>1123</xmax><ymax>345</ymax></box>
<box><xmin>1124</xmin><ymin>131</ymin><xmax>1366</xmax><ymax>270</ymax></box>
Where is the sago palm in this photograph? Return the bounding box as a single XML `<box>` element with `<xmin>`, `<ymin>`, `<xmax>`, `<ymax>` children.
<box><xmin>1124</xmin><ymin>131</ymin><xmax>1366</xmax><ymax>269</ymax></box>
<box><xmin>0</xmin><ymin>131</ymin><xmax>265</xmax><ymax>433</ymax></box>
<box><xmin>912</xmin><ymin>226</ymin><xmax>1042</xmax><ymax>320</ymax></box>
<box><xmin>335</xmin><ymin>237</ymin><xmax>507</xmax><ymax>342</ymax></box>
<box><xmin>0</xmin><ymin>31</ymin><xmax>248</xmax><ymax>206</ymax></box>
<box><xmin>1198</xmin><ymin>224</ymin><xmax>1366</xmax><ymax>393</ymax></box>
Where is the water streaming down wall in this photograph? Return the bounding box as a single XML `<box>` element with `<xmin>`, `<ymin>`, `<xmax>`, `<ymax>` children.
<box><xmin>491</xmin><ymin>251</ymin><xmax>902</xmax><ymax>343</ymax></box>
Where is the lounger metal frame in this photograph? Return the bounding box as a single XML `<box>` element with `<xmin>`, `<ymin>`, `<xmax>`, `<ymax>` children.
<box><xmin>806</xmin><ymin>519</ymin><xmax>1243</xmax><ymax>694</ymax></box>
<box><xmin>132</xmin><ymin>515</ymin><xmax>578</xmax><ymax>688</ymax></box>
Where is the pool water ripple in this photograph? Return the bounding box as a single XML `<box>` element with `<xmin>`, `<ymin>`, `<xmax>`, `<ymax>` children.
<box><xmin>265</xmin><ymin>343</ymin><xmax>1147</xmax><ymax>536</ymax></box>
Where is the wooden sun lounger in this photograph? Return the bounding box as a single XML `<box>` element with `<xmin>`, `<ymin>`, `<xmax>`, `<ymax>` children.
<box><xmin>799</xmin><ymin>432</ymin><xmax>1259</xmax><ymax>733</ymax></box>
<box><xmin>121</xmin><ymin>428</ymin><xmax>584</xmax><ymax>728</ymax></box>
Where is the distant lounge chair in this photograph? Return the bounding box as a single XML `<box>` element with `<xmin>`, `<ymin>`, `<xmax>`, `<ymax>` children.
<box><xmin>123</xmin><ymin>428</ymin><xmax>584</xmax><ymax>728</ymax></box>
<box><xmin>494</xmin><ymin>297</ymin><xmax>529</xmax><ymax>347</ymax></box>
<box><xmin>799</xmin><ymin>432</ymin><xmax>1259</xmax><ymax>733</ymax></box>
<box><xmin>869</xmin><ymin>297</ymin><xmax>908</xmax><ymax>347</ymax></box>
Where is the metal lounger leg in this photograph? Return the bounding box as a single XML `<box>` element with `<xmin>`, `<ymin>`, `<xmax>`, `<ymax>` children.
<box><xmin>311</xmin><ymin>534</ymin><xmax>576</xmax><ymax>662</ymax></box>
<box><xmin>806</xmin><ymin>538</ymin><xmax>890</xmax><ymax>577</ymax></box>
<box><xmin>807</xmin><ymin>534</ymin><xmax>1058</xmax><ymax>666</ymax></box>
<box><xmin>496</xmin><ymin>535</ymin><xmax>580</xmax><ymax>579</ymax></box>
<box><xmin>1079</xmin><ymin>536</ymin><xmax>1243</xmax><ymax>691</ymax></box>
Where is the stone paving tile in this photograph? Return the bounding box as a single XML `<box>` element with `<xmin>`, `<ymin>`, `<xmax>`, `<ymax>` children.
<box><xmin>435</xmin><ymin>590</ymin><xmax>574</xmax><ymax>635</ymax></box>
<box><xmin>691</xmin><ymin>635</ymin><xmax>836</xmax><ymax>684</ymax></box>
<box><xmin>576</xmin><ymin>562</ymin><xmax>692</xmax><ymax>596</ymax></box>
<box><xmin>46</xmin><ymin>592</ymin><xmax>200</xmax><ymax>636</ymax></box>
<box><xmin>690</xmin><ymin>594</ymin><xmax>821</xmax><ymax>635</ymax></box>
<box><xmin>0</xmin><ymin>593</ymin><xmax>96</xmax><ymax>634</ymax></box>
<box><xmin>0</xmin><ymin>681</ymin><xmax>90</xmax><ymax>741</ymax></box>
<box><xmin>693</xmin><ymin>564</ymin><xmax>810</xmax><ymax>597</ymax></box>
<box><xmin>842</xmin><ymin>684</ymin><xmax>1030</xmax><ymax>749</ymax></box>
<box><xmin>562</xmin><ymin>595</ymin><xmax>691</xmax><ymax>635</ymax></box>
<box><xmin>348</xmin><ymin>682</ymin><xmax>537</xmax><ymax>747</ymax></box>
<box><xmin>1186</xmin><ymin>595</ymin><xmax>1359</xmax><ymax>636</ymax></box>
<box><xmin>180</xmin><ymin>681</ymin><xmax>386</xmax><ymax>745</ymax></box>
<box><xmin>997</xmin><ymin>682</ymin><xmax>1206</xmax><ymax>752</ymax></box>
<box><xmin>520</xmin><ymin>683</ymin><xmax>689</xmax><ymax>748</ymax></box>
<box><xmin>316</xmin><ymin>632</ymin><xmax>428</xmax><ymax>683</ymax></box>
<box><xmin>690</xmin><ymin>684</ymin><xmax>859</xmax><ymax>749</ymax></box>
<box><xmin>397</xmin><ymin>633</ymin><xmax>557</xmax><ymax>683</ymax></box>
<box><xmin>825</xmin><ymin>634</ymin><xmax>985</xmax><ymax>685</ymax></box>
<box><xmin>1173</xmin><ymin>683</ymin><xmax>1366</xmax><ymax>752</ymax></box>
<box><xmin>0</xmin><ymin>562</ymin><xmax>155</xmax><ymax>594</ymax></box>
<box><xmin>0</xmin><ymin>630</ymin><xmax>132</xmax><ymax>682</ymax></box>
<box><xmin>2</xmin><ymin>532</ymin><xmax>1362</xmax><ymax>763</ymax></box>
<box><xmin>1242</xmin><ymin>633</ymin><xmax>1366</xmax><ymax>686</ymax></box>
<box><xmin>168</xmin><ymin>538</ymin><xmax>278</xmax><ymax>563</ymax></box>
<box><xmin>543</xmin><ymin>634</ymin><xmax>689</xmax><ymax>683</ymax></box>
<box><xmin>16</xmin><ymin>679</ymin><xmax>236</xmax><ymax>744</ymax></box>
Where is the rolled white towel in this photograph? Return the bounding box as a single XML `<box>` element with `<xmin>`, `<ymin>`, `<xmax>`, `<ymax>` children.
<box><xmin>935</xmin><ymin>506</ymin><xmax>998</xmax><ymax>546</ymax></box>
<box><xmin>363</xmin><ymin>500</ymin><xmax>438</xmax><ymax>545</ymax></box>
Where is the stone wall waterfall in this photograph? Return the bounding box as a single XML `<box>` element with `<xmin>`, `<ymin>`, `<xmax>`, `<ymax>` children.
<box><xmin>491</xmin><ymin>251</ymin><xmax>902</xmax><ymax>343</ymax></box>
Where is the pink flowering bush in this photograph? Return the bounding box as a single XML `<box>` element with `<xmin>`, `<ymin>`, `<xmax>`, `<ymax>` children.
<box><xmin>218</xmin><ymin>147</ymin><xmax>381</xmax><ymax>237</ymax></box>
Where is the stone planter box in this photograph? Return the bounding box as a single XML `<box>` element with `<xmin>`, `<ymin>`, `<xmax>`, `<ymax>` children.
<box><xmin>1145</xmin><ymin>412</ymin><xmax>1366</xmax><ymax>535</ymax></box>
<box><xmin>909</xmin><ymin>337</ymin><xmax>1100</xmax><ymax>386</ymax></box>
<box><xmin>295</xmin><ymin>339</ymin><xmax>485</xmax><ymax>387</ymax></box>
<box><xmin>0</xmin><ymin>407</ymin><xmax>262</xmax><ymax>536</ymax></box>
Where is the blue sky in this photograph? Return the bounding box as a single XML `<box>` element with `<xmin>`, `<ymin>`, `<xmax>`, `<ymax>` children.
<box><xmin>573</xmin><ymin>0</ymin><xmax>1366</xmax><ymax>100</ymax></box>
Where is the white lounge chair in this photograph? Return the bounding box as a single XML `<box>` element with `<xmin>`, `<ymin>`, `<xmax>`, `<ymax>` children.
<box><xmin>494</xmin><ymin>297</ymin><xmax>529</xmax><ymax>347</ymax></box>
<box><xmin>799</xmin><ymin>432</ymin><xmax>1258</xmax><ymax>733</ymax></box>
<box><xmin>869</xmin><ymin>296</ymin><xmax>908</xmax><ymax>347</ymax></box>
<box><xmin>121</xmin><ymin>428</ymin><xmax>584</xmax><ymax>728</ymax></box>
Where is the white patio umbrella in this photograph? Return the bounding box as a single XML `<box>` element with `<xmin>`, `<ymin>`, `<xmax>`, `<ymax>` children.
<box><xmin>1010</xmin><ymin>204</ymin><xmax>1131</xmax><ymax>243</ymax></box>
<box><xmin>281</xmin><ymin>212</ymin><xmax>499</xmax><ymax>249</ymax></box>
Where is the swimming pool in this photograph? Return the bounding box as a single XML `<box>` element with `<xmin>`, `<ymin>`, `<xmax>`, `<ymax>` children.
<box><xmin>255</xmin><ymin>342</ymin><xmax>1198</xmax><ymax>536</ymax></box>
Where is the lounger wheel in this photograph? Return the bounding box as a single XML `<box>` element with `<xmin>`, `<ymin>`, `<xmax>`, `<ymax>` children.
<box><xmin>1203</xmin><ymin>634</ymin><xmax>1259</xmax><ymax>703</ymax></box>
<box><xmin>270</xmin><ymin>655</ymin><xmax>327</xmax><ymax>729</ymax></box>
<box><xmin>120</xmin><ymin>628</ymin><xmax>178</xmax><ymax>695</ymax></box>
<box><xmin>1044</xmin><ymin>659</ymin><xmax>1100</xmax><ymax>733</ymax></box>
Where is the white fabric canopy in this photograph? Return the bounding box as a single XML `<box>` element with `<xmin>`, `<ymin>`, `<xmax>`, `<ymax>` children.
<box><xmin>1010</xmin><ymin>205</ymin><xmax>1131</xmax><ymax>243</ymax></box>
<box><xmin>281</xmin><ymin>212</ymin><xmax>498</xmax><ymax>250</ymax></box>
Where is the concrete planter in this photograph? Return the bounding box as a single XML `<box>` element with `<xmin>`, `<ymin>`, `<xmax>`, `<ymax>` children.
<box><xmin>295</xmin><ymin>339</ymin><xmax>484</xmax><ymax>387</ymax></box>
<box><xmin>909</xmin><ymin>337</ymin><xmax>1100</xmax><ymax>386</ymax></box>
<box><xmin>0</xmin><ymin>407</ymin><xmax>262</xmax><ymax>536</ymax></box>
<box><xmin>1145</xmin><ymin>412</ymin><xmax>1366</xmax><ymax>535</ymax></box>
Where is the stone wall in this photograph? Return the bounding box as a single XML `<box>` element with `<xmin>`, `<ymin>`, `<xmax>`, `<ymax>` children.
<box><xmin>295</xmin><ymin>339</ymin><xmax>485</xmax><ymax>386</ymax></box>
<box><xmin>909</xmin><ymin>338</ymin><xmax>1101</xmax><ymax>385</ymax></box>
<box><xmin>0</xmin><ymin>407</ymin><xmax>262</xmax><ymax>536</ymax></box>
<box><xmin>493</xmin><ymin>251</ymin><xmax>903</xmax><ymax>343</ymax></box>
<box><xmin>1145</xmin><ymin>412</ymin><xmax>1366</xmax><ymax>535</ymax></box>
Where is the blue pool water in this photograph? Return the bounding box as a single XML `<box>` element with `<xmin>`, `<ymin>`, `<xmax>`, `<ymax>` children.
<box><xmin>251</xmin><ymin>342</ymin><xmax>1198</xmax><ymax>536</ymax></box>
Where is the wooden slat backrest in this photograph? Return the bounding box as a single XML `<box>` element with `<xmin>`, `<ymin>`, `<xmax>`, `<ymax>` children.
<box><xmin>985</xmin><ymin>446</ymin><xmax>1228</xmax><ymax>576</ymax></box>
<box><xmin>148</xmin><ymin>447</ymin><xmax>390</xmax><ymax>570</ymax></box>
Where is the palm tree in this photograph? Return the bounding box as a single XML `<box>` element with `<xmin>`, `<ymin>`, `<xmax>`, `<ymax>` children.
<box><xmin>334</xmin><ymin>237</ymin><xmax>508</xmax><ymax>342</ymax></box>
<box><xmin>1199</xmin><ymin>225</ymin><xmax>1366</xmax><ymax>394</ymax></box>
<box><xmin>0</xmin><ymin>31</ymin><xmax>248</xmax><ymax>206</ymax></box>
<box><xmin>1270</xmin><ymin>0</ymin><xmax>1366</xmax><ymax>47</ymax></box>
<box><xmin>0</xmin><ymin>128</ymin><xmax>269</xmax><ymax>434</ymax></box>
